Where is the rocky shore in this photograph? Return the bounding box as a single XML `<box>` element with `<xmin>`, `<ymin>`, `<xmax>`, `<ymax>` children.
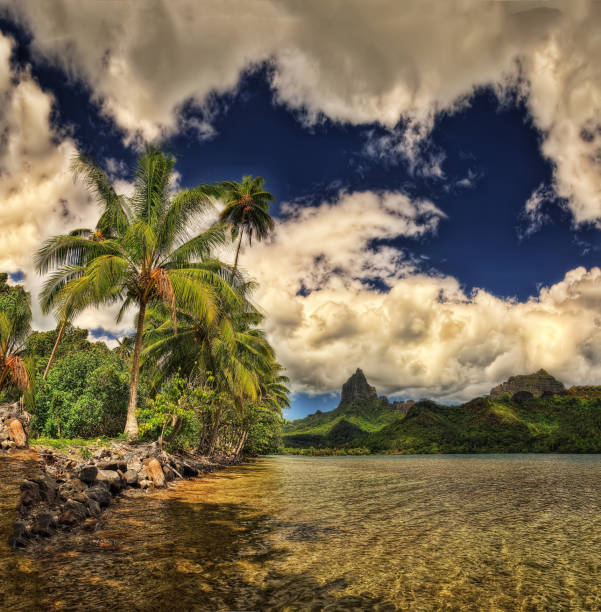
<box><xmin>1</xmin><ymin>403</ymin><xmax>240</xmax><ymax>548</ymax></box>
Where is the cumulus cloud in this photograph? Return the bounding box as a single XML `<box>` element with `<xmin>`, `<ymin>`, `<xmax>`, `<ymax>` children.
<box><xmin>5</xmin><ymin>2</ymin><xmax>601</xmax><ymax>396</ymax></box>
<box><xmin>0</xmin><ymin>33</ymin><xmax>101</xmax><ymax>329</ymax></box>
<box><xmin>0</xmin><ymin>31</ymin><xmax>137</xmax><ymax>338</ymax></box>
<box><xmin>242</xmin><ymin>193</ymin><xmax>601</xmax><ymax>400</ymax></box>
<box><xmin>5</xmin><ymin>1</ymin><xmax>601</xmax><ymax>224</ymax></box>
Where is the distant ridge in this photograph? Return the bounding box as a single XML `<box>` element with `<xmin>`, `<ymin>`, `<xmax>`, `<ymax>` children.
<box><xmin>283</xmin><ymin>369</ymin><xmax>402</xmax><ymax>447</ymax></box>
<box><xmin>283</xmin><ymin>368</ymin><xmax>601</xmax><ymax>453</ymax></box>
<box><xmin>489</xmin><ymin>369</ymin><xmax>565</xmax><ymax>399</ymax></box>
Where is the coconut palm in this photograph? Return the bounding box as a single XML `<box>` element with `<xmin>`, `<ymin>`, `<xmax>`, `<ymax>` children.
<box><xmin>233</xmin><ymin>361</ymin><xmax>290</xmax><ymax>457</ymax></box>
<box><xmin>39</xmin><ymin>154</ymin><xmax>131</xmax><ymax>379</ymax></box>
<box><xmin>36</xmin><ymin>147</ymin><xmax>234</xmax><ymax>436</ymax></box>
<box><xmin>143</xmin><ymin>292</ymin><xmax>277</xmax><ymax>454</ymax></box>
<box><xmin>0</xmin><ymin>287</ymin><xmax>32</xmax><ymax>398</ymax></box>
<box><xmin>219</xmin><ymin>175</ymin><xmax>275</xmax><ymax>275</ymax></box>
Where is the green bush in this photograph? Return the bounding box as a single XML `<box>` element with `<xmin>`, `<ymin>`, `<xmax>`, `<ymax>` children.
<box><xmin>33</xmin><ymin>345</ymin><xmax>130</xmax><ymax>438</ymax></box>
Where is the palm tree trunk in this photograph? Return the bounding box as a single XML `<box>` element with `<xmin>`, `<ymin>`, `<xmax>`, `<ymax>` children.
<box><xmin>206</xmin><ymin>403</ymin><xmax>223</xmax><ymax>456</ymax></box>
<box><xmin>234</xmin><ymin>429</ymin><xmax>248</xmax><ymax>459</ymax></box>
<box><xmin>43</xmin><ymin>320</ymin><xmax>66</xmax><ymax>380</ymax></box>
<box><xmin>124</xmin><ymin>300</ymin><xmax>146</xmax><ymax>437</ymax></box>
<box><xmin>232</xmin><ymin>228</ymin><xmax>244</xmax><ymax>277</ymax></box>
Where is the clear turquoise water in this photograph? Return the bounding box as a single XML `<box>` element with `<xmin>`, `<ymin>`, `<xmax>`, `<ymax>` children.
<box><xmin>3</xmin><ymin>454</ymin><xmax>601</xmax><ymax>610</ymax></box>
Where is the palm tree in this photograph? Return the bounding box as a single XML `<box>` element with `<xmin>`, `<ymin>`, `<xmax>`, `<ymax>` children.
<box><xmin>143</xmin><ymin>292</ymin><xmax>276</xmax><ymax>454</ymax></box>
<box><xmin>0</xmin><ymin>288</ymin><xmax>32</xmax><ymax>398</ymax></box>
<box><xmin>219</xmin><ymin>176</ymin><xmax>275</xmax><ymax>275</ymax></box>
<box><xmin>36</xmin><ymin>148</ymin><xmax>234</xmax><ymax>436</ymax></box>
<box><xmin>233</xmin><ymin>361</ymin><xmax>290</xmax><ymax>458</ymax></box>
<box><xmin>39</xmin><ymin>154</ymin><xmax>130</xmax><ymax>379</ymax></box>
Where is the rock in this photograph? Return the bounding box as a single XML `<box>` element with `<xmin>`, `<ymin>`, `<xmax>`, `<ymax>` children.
<box><xmin>6</xmin><ymin>418</ymin><xmax>27</xmax><ymax>448</ymax></box>
<box><xmin>512</xmin><ymin>391</ymin><xmax>534</xmax><ymax>403</ymax></box>
<box><xmin>340</xmin><ymin>368</ymin><xmax>378</xmax><ymax>404</ymax></box>
<box><xmin>127</xmin><ymin>458</ymin><xmax>143</xmax><ymax>473</ymax></box>
<box><xmin>79</xmin><ymin>465</ymin><xmax>98</xmax><ymax>484</ymax></box>
<box><xmin>490</xmin><ymin>369</ymin><xmax>565</xmax><ymax>399</ymax></box>
<box><xmin>31</xmin><ymin>474</ymin><xmax>58</xmax><ymax>505</ymax></box>
<box><xmin>85</xmin><ymin>496</ymin><xmax>101</xmax><ymax>517</ymax></box>
<box><xmin>144</xmin><ymin>458</ymin><xmax>165</xmax><ymax>487</ymax></box>
<box><xmin>162</xmin><ymin>465</ymin><xmax>175</xmax><ymax>482</ymax></box>
<box><xmin>10</xmin><ymin>520</ymin><xmax>29</xmax><ymax>547</ymax></box>
<box><xmin>20</xmin><ymin>480</ymin><xmax>40</xmax><ymax>505</ymax></box>
<box><xmin>392</xmin><ymin>399</ymin><xmax>415</xmax><ymax>414</ymax></box>
<box><xmin>86</xmin><ymin>485</ymin><xmax>112</xmax><ymax>507</ymax></box>
<box><xmin>30</xmin><ymin>511</ymin><xmax>56</xmax><ymax>537</ymax></box>
<box><xmin>59</xmin><ymin>477</ymin><xmax>87</xmax><ymax>499</ymax></box>
<box><xmin>0</xmin><ymin>431</ymin><xmax>8</xmax><ymax>442</ymax></box>
<box><xmin>124</xmin><ymin>469</ymin><xmax>138</xmax><ymax>486</ymax></box>
<box><xmin>96</xmin><ymin>469</ymin><xmax>123</xmax><ymax>493</ymax></box>
<box><xmin>98</xmin><ymin>460</ymin><xmax>127</xmax><ymax>472</ymax></box>
<box><xmin>59</xmin><ymin>499</ymin><xmax>87</xmax><ymax>525</ymax></box>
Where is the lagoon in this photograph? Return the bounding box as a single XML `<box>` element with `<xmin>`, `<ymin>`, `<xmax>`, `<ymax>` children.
<box><xmin>3</xmin><ymin>454</ymin><xmax>601</xmax><ymax>610</ymax></box>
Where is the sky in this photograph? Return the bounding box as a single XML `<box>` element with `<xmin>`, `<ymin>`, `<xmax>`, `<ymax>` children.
<box><xmin>2</xmin><ymin>2</ymin><xmax>601</xmax><ymax>419</ymax></box>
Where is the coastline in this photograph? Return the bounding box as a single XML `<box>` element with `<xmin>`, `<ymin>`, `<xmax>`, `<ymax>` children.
<box><xmin>2</xmin><ymin>441</ymin><xmax>243</xmax><ymax>550</ymax></box>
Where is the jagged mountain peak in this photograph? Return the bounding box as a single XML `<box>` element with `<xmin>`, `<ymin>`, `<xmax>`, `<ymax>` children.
<box><xmin>340</xmin><ymin>368</ymin><xmax>378</xmax><ymax>404</ymax></box>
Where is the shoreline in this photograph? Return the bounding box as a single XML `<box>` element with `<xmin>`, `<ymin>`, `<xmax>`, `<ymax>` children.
<box><xmin>3</xmin><ymin>441</ymin><xmax>243</xmax><ymax>549</ymax></box>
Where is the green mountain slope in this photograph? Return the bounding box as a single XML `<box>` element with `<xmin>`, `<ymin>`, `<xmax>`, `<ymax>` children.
<box><xmin>361</xmin><ymin>395</ymin><xmax>601</xmax><ymax>453</ymax></box>
<box><xmin>284</xmin><ymin>368</ymin><xmax>601</xmax><ymax>453</ymax></box>
<box><xmin>283</xmin><ymin>369</ymin><xmax>408</xmax><ymax>447</ymax></box>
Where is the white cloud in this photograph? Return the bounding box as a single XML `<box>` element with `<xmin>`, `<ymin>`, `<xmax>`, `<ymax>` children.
<box><xmin>241</xmin><ymin>193</ymin><xmax>601</xmax><ymax>400</ymax></box>
<box><xmin>0</xmin><ymin>32</ymin><xmax>103</xmax><ymax>329</ymax></box>
<box><xmin>5</xmin><ymin>2</ymin><xmax>601</xmax><ymax>397</ymax></box>
<box><xmin>5</xmin><ymin>1</ymin><xmax>601</xmax><ymax>224</ymax></box>
<box><xmin>518</xmin><ymin>183</ymin><xmax>555</xmax><ymax>239</ymax></box>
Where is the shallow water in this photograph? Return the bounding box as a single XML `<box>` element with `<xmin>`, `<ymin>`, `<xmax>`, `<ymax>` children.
<box><xmin>2</xmin><ymin>454</ymin><xmax>601</xmax><ymax>610</ymax></box>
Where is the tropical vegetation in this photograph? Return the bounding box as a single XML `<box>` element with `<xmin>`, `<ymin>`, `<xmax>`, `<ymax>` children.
<box><xmin>284</xmin><ymin>394</ymin><xmax>601</xmax><ymax>454</ymax></box>
<box><xmin>1</xmin><ymin>148</ymin><xmax>288</xmax><ymax>457</ymax></box>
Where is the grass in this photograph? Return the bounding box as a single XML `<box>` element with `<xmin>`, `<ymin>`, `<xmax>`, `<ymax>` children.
<box><xmin>30</xmin><ymin>435</ymin><xmax>126</xmax><ymax>449</ymax></box>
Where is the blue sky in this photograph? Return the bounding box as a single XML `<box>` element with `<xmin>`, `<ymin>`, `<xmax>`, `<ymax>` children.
<box><xmin>2</xmin><ymin>3</ymin><xmax>601</xmax><ymax>420</ymax></box>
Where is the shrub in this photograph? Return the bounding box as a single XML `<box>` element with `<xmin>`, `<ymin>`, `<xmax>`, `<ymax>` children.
<box><xmin>33</xmin><ymin>345</ymin><xmax>129</xmax><ymax>438</ymax></box>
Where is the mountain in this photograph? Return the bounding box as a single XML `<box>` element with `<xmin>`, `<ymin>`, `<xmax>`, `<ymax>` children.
<box><xmin>360</xmin><ymin>393</ymin><xmax>601</xmax><ymax>453</ymax></box>
<box><xmin>283</xmin><ymin>369</ymin><xmax>401</xmax><ymax>448</ymax></box>
<box><xmin>284</xmin><ymin>369</ymin><xmax>601</xmax><ymax>453</ymax></box>
<box><xmin>489</xmin><ymin>369</ymin><xmax>565</xmax><ymax>399</ymax></box>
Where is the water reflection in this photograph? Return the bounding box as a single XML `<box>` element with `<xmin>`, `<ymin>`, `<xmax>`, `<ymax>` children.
<box><xmin>3</xmin><ymin>454</ymin><xmax>601</xmax><ymax>610</ymax></box>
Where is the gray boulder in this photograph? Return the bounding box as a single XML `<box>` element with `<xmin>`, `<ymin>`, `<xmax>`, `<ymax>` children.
<box><xmin>79</xmin><ymin>465</ymin><xmax>98</xmax><ymax>484</ymax></box>
<box><xmin>96</xmin><ymin>469</ymin><xmax>123</xmax><ymax>493</ymax></box>
<box><xmin>86</xmin><ymin>485</ymin><xmax>112</xmax><ymax>507</ymax></box>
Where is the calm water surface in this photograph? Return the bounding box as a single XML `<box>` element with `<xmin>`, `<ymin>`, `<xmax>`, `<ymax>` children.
<box><xmin>2</xmin><ymin>454</ymin><xmax>601</xmax><ymax>611</ymax></box>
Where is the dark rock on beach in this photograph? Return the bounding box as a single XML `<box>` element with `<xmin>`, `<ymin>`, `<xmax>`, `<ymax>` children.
<box><xmin>7</xmin><ymin>439</ymin><xmax>240</xmax><ymax>549</ymax></box>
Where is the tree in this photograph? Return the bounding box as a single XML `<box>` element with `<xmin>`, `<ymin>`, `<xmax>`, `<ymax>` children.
<box><xmin>219</xmin><ymin>175</ymin><xmax>275</xmax><ymax>275</ymax></box>
<box><xmin>34</xmin><ymin>344</ymin><xmax>129</xmax><ymax>438</ymax></box>
<box><xmin>36</xmin><ymin>148</ymin><xmax>235</xmax><ymax>436</ymax></box>
<box><xmin>143</xmin><ymin>288</ymin><xmax>289</xmax><ymax>456</ymax></box>
<box><xmin>0</xmin><ymin>275</ymin><xmax>33</xmax><ymax>402</ymax></box>
<box><xmin>37</xmin><ymin>154</ymin><xmax>131</xmax><ymax>379</ymax></box>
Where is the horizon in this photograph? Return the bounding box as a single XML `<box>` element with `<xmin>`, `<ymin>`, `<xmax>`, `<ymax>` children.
<box><xmin>2</xmin><ymin>3</ymin><xmax>601</xmax><ymax>418</ymax></box>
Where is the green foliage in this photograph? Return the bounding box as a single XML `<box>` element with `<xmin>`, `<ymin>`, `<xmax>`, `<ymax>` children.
<box><xmin>30</xmin><ymin>436</ymin><xmax>123</xmax><ymax>449</ymax></box>
<box><xmin>26</xmin><ymin>324</ymin><xmax>89</xmax><ymax>364</ymax></box>
<box><xmin>0</xmin><ymin>273</ymin><xmax>33</xmax><ymax>401</ymax></box>
<box><xmin>33</xmin><ymin>345</ymin><xmax>130</xmax><ymax>438</ymax></box>
<box><xmin>283</xmin><ymin>397</ymin><xmax>401</xmax><ymax>447</ymax></box>
<box><xmin>244</xmin><ymin>405</ymin><xmax>284</xmax><ymax>455</ymax></box>
<box><xmin>137</xmin><ymin>373</ymin><xmax>218</xmax><ymax>449</ymax></box>
<box><xmin>359</xmin><ymin>395</ymin><xmax>601</xmax><ymax>454</ymax></box>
